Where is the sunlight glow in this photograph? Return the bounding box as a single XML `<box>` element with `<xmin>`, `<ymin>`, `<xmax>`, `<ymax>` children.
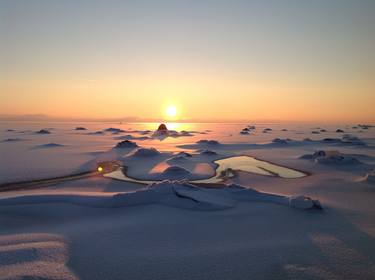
<box><xmin>166</xmin><ymin>105</ymin><xmax>177</xmax><ymax>118</ymax></box>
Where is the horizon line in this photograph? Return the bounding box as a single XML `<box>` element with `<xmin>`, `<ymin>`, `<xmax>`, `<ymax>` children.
<box><xmin>0</xmin><ymin>114</ymin><xmax>373</xmax><ymax>125</ymax></box>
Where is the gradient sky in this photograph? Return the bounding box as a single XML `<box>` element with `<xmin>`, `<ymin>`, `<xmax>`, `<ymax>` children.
<box><xmin>1</xmin><ymin>0</ymin><xmax>374</xmax><ymax>122</ymax></box>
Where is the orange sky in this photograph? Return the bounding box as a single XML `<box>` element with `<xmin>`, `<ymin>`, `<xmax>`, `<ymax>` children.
<box><xmin>1</xmin><ymin>1</ymin><xmax>374</xmax><ymax>123</ymax></box>
<box><xmin>1</xmin><ymin>71</ymin><xmax>374</xmax><ymax>123</ymax></box>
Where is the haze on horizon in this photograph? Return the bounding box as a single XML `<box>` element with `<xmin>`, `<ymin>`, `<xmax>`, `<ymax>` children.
<box><xmin>1</xmin><ymin>0</ymin><xmax>374</xmax><ymax>123</ymax></box>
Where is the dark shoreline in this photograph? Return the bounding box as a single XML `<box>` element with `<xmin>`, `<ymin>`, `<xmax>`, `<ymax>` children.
<box><xmin>0</xmin><ymin>171</ymin><xmax>96</xmax><ymax>192</ymax></box>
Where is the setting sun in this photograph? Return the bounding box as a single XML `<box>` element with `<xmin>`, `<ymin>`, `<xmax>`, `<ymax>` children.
<box><xmin>1</xmin><ymin>2</ymin><xmax>375</xmax><ymax>279</ymax></box>
<box><xmin>166</xmin><ymin>105</ymin><xmax>177</xmax><ymax>118</ymax></box>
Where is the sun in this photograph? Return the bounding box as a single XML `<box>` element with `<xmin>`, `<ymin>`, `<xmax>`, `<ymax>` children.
<box><xmin>166</xmin><ymin>105</ymin><xmax>177</xmax><ymax>118</ymax></box>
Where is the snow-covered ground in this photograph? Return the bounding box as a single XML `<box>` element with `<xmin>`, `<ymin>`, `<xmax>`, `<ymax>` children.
<box><xmin>1</xmin><ymin>121</ymin><xmax>375</xmax><ymax>279</ymax></box>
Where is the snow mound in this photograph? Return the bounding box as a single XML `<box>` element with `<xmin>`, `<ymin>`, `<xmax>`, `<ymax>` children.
<box><xmin>321</xmin><ymin>138</ymin><xmax>342</xmax><ymax>143</ymax></box>
<box><xmin>146</xmin><ymin>180</ymin><xmax>184</xmax><ymax>193</ymax></box>
<box><xmin>116</xmin><ymin>134</ymin><xmax>150</xmax><ymax>141</ymax></box>
<box><xmin>179</xmin><ymin>130</ymin><xmax>194</xmax><ymax>137</ymax></box>
<box><xmin>0</xmin><ymin>181</ymin><xmax>322</xmax><ymax>211</ymax></box>
<box><xmin>197</xmin><ymin>139</ymin><xmax>220</xmax><ymax>145</ymax></box>
<box><xmin>342</xmin><ymin>134</ymin><xmax>366</xmax><ymax>146</ymax></box>
<box><xmin>289</xmin><ymin>196</ymin><xmax>322</xmax><ymax>210</ymax></box>
<box><xmin>300</xmin><ymin>150</ymin><xmax>362</xmax><ymax>165</ymax></box>
<box><xmin>176</xmin><ymin>151</ymin><xmax>192</xmax><ymax>157</ymax></box>
<box><xmin>316</xmin><ymin>155</ymin><xmax>361</xmax><ymax>165</ymax></box>
<box><xmin>88</xmin><ymin>131</ymin><xmax>104</xmax><ymax>135</ymax></box>
<box><xmin>299</xmin><ymin>150</ymin><xmax>327</xmax><ymax>160</ymax></box>
<box><xmin>151</xmin><ymin>124</ymin><xmax>195</xmax><ymax>138</ymax></box>
<box><xmin>115</xmin><ymin>140</ymin><xmax>138</xmax><ymax>149</ymax></box>
<box><xmin>36</xmin><ymin>143</ymin><xmax>65</xmax><ymax>148</ymax></box>
<box><xmin>226</xmin><ymin>184</ymin><xmax>322</xmax><ymax>210</ymax></box>
<box><xmin>129</xmin><ymin>147</ymin><xmax>160</xmax><ymax>157</ymax></box>
<box><xmin>104</xmin><ymin>127</ymin><xmax>125</xmax><ymax>133</ymax></box>
<box><xmin>36</xmin><ymin>129</ymin><xmax>51</xmax><ymax>134</ymax></box>
<box><xmin>166</xmin><ymin>155</ymin><xmax>189</xmax><ymax>164</ymax></box>
<box><xmin>159</xmin><ymin>166</ymin><xmax>192</xmax><ymax>180</ymax></box>
<box><xmin>199</xmin><ymin>150</ymin><xmax>217</xmax><ymax>156</ymax></box>
<box><xmin>358</xmin><ymin>124</ymin><xmax>374</xmax><ymax>129</ymax></box>
<box><xmin>2</xmin><ymin>138</ymin><xmax>24</xmax><ymax>142</ymax></box>
<box><xmin>272</xmin><ymin>138</ymin><xmax>288</xmax><ymax>144</ymax></box>
<box><xmin>148</xmin><ymin>180</ymin><xmax>235</xmax><ymax>208</ymax></box>
<box><xmin>241</xmin><ymin>127</ymin><xmax>254</xmax><ymax>134</ymax></box>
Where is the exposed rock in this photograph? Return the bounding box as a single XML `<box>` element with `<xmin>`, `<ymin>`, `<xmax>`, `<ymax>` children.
<box><xmin>157</xmin><ymin>123</ymin><xmax>168</xmax><ymax>132</ymax></box>
<box><xmin>157</xmin><ymin>123</ymin><xmax>168</xmax><ymax>131</ymax></box>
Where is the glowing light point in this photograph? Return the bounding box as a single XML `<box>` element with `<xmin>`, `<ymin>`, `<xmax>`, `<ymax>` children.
<box><xmin>97</xmin><ymin>166</ymin><xmax>104</xmax><ymax>172</ymax></box>
<box><xmin>166</xmin><ymin>105</ymin><xmax>177</xmax><ymax>118</ymax></box>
